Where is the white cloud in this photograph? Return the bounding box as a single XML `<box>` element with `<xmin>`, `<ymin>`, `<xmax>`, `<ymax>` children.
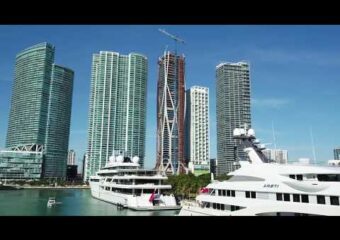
<box><xmin>252</xmin><ymin>98</ymin><xmax>292</xmax><ymax>109</ymax></box>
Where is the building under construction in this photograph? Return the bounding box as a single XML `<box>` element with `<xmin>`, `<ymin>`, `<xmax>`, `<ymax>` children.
<box><xmin>156</xmin><ymin>51</ymin><xmax>186</xmax><ymax>175</ymax></box>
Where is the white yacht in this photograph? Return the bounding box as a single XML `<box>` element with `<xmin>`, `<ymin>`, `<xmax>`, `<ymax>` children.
<box><xmin>89</xmin><ymin>153</ymin><xmax>181</xmax><ymax>211</ymax></box>
<box><xmin>179</xmin><ymin>128</ymin><xmax>340</xmax><ymax>216</ymax></box>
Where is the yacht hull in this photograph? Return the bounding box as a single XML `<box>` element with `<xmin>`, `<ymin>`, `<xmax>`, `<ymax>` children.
<box><xmin>90</xmin><ymin>182</ymin><xmax>180</xmax><ymax>211</ymax></box>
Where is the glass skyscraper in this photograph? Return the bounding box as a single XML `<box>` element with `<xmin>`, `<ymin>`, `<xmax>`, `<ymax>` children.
<box><xmin>85</xmin><ymin>51</ymin><xmax>148</xmax><ymax>180</ymax></box>
<box><xmin>6</xmin><ymin>43</ymin><xmax>74</xmax><ymax>179</ymax></box>
<box><xmin>216</xmin><ymin>62</ymin><xmax>251</xmax><ymax>175</ymax></box>
<box><xmin>44</xmin><ymin>64</ymin><xmax>74</xmax><ymax>178</ymax></box>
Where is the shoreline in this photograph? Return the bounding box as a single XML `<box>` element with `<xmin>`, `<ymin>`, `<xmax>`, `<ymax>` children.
<box><xmin>15</xmin><ymin>186</ymin><xmax>90</xmax><ymax>189</ymax></box>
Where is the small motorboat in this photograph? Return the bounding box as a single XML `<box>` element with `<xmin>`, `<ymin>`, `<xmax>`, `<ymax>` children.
<box><xmin>47</xmin><ymin>197</ymin><xmax>56</xmax><ymax>207</ymax></box>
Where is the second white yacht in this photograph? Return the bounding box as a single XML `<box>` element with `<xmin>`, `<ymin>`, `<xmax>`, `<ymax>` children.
<box><xmin>89</xmin><ymin>152</ymin><xmax>181</xmax><ymax>211</ymax></box>
<box><xmin>179</xmin><ymin>128</ymin><xmax>340</xmax><ymax>216</ymax></box>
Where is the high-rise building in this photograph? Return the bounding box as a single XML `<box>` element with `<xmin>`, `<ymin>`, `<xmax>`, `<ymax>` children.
<box><xmin>263</xmin><ymin>149</ymin><xmax>288</xmax><ymax>164</ymax></box>
<box><xmin>156</xmin><ymin>51</ymin><xmax>185</xmax><ymax>175</ymax></box>
<box><xmin>334</xmin><ymin>147</ymin><xmax>340</xmax><ymax>160</ymax></box>
<box><xmin>44</xmin><ymin>64</ymin><xmax>74</xmax><ymax>177</ymax></box>
<box><xmin>6</xmin><ymin>42</ymin><xmax>73</xmax><ymax>179</ymax></box>
<box><xmin>216</xmin><ymin>62</ymin><xmax>251</xmax><ymax>175</ymax></box>
<box><xmin>184</xmin><ymin>86</ymin><xmax>210</xmax><ymax>174</ymax></box>
<box><xmin>210</xmin><ymin>158</ymin><xmax>216</xmax><ymax>175</ymax></box>
<box><xmin>67</xmin><ymin>150</ymin><xmax>76</xmax><ymax>165</ymax></box>
<box><xmin>86</xmin><ymin>51</ymin><xmax>147</xmax><ymax>180</ymax></box>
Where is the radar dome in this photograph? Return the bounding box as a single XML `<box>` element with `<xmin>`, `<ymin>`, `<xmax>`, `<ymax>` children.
<box><xmin>239</xmin><ymin>129</ymin><xmax>246</xmax><ymax>135</ymax></box>
<box><xmin>132</xmin><ymin>156</ymin><xmax>140</xmax><ymax>164</ymax></box>
<box><xmin>109</xmin><ymin>155</ymin><xmax>115</xmax><ymax>162</ymax></box>
<box><xmin>247</xmin><ymin>129</ymin><xmax>255</xmax><ymax>136</ymax></box>
<box><xmin>116</xmin><ymin>155</ymin><xmax>124</xmax><ymax>163</ymax></box>
<box><xmin>233</xmin><ymin>129</ymin><xmax>241</xmax><ymax>136</ymax></box>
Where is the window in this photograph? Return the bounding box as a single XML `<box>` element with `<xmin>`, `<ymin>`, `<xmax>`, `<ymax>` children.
<box><xmin>218</xmin><ymin>190</ymin><xmax>222</xmax><ymax>196</ymax></box>
<box><xmin>284</xmin><ymin>194</ymin><xmax>290</xmax><ymax>201</ymax></box>
<box><xmin>317</xmin><ymin>174</ymin><xmax>340</xmax><ymax>182</ymax></box>
<box><xmin>289</xmin><ymin>175</ymin><xmax>295</xmax><ymax>179</ymax></box>
<box><xmin>231</xmin><ymin>190</ymin><xmax>235</xmax><ymax>197</ymax></box>
<box><xmin>330</xmin><ymin>196</ymin><xmax>339</xmax><ymax>206</ymax></box>
<box><xmin>317</xmin><ymin>195</ymin><xmax>325</xmax><ymax>204</ymax></box>
<box><xmin>276</xmin><ymin>193</ymin><xmax>283</xmax><ymax>201</ymax></box>
<box><xmin>245</xmin><ymin>191</ymin><xmax>250</xmax><ymax>198</ymax></box>
<box><xmin>221</xmin><ymin>204</ymin><xmax>225</xmax><ymax>210</ymax></box>
<box><xmin>222</xmin><ymin>190</ymin><xmax>226</xmax><ymax>196</ymax></box>
<box><xmin>301</xmin><ymin>195</ymin><xmax>309</xmax><ymax>203</ymax></box>
<box><xmin>251</xmin><ymin>191</ymin><xmax>256</xmax><ymax>199</ymax></box>
<box><xmin>105</xmin><ymin>187</ymin><xmax>110</xmax><ymax>191</ymax></box>
<box><xmin>227</xmin><ymin>190</ymin><xmax>231</xmax><ymax>196</ymax></box>
<box><xmin>213</xmin><ymin>203</ymin><xmax>217</xmax><ymax>209</ymax></box>
<box><xmin>293</xmin><ymin>194</ymin><xmax>300</xmax><ymax>202</ymax></box>
<box><xmin>296</xmin><ymin>175</ymin><xmax>303</xmax><ymax>181</ymax></box>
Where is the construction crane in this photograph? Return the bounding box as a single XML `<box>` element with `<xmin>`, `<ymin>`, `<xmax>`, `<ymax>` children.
<box><xmin>159</xmin><ymin>28</ymin><xmax>185</xmax><ymax>53</ymax></box>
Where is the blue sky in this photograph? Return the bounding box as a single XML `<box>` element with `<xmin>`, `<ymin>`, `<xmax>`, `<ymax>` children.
<box><xmin>0</xmin><ymin>25</ymin><xmax>339</xmax><ymax>169</ymax></box>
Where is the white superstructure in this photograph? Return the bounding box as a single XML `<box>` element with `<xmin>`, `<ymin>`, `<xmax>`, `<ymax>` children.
<box><xmin>89</xmin><ymin>154</ymin><xmax>181</xmax><ymax>211</ymax></box>
<box><xmin>179</xmin><ymin>128</ymin><xmax>340</xmax><ymax>216</ymax></box>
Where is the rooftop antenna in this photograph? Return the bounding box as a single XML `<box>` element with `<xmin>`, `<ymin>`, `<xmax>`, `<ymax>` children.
<box><xmin>159</xmin><ymin>28</ymin><xmax>185</xmax><ymax>54</ymax></box>
<box><xmin>310</xmin><ymin>126</ymin><xmax>317</xmax><ymax>165</ymax></box>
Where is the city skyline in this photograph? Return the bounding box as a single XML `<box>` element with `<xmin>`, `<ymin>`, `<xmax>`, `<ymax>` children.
<box><xmin>0</xmin><ymin>26</ymin><xmax>340</xmax><ymax>169</ymax></box>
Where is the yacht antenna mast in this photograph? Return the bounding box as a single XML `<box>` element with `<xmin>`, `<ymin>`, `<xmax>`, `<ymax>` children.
<box><xmin>272</xmin><ymin>121</ymin><xmax>277</xmax><ymax>150</ymax></box>
<box><xmin>310</xmin><ymin>126</ymin><xmax>317</xmax><ymax>165</ymax></box>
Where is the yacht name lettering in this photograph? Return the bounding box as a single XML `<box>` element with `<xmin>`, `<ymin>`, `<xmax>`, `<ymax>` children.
<box><xmin>263</xmin><ymin>184</ymin><xmax>279</xmax><ymax>188</ymax></box>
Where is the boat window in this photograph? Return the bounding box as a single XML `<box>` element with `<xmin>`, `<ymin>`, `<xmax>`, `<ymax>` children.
<box><xmin>276</xmin><ymin>193</ymin><xmax>283</xmax><ymax>201</ymax></box>
<box><xmin>227</xmin><ymin>190</ymin><xmax>231</xmax><ymax>196</ymax></box>
<box><xmin>217</xmin><ymin>204</ymin><xmax>221</xmax><ymax>210</ymax></box>
<box><xmin>221</xmin><ymin>204</ymin><xmax>225</xmax><ymax>210</ymax></box>
<box><xmin>317</xmin><ymin>195</ymin><xmax>326</xmax><ymax>204</ymax></box>
<box><xmin>205</xmin><ymin>202</ymin><xmax>210</xmax><ymax>208</ymax></box>
<box><xmin>284</xmin><ymin>193</ymin><xmax>290</xmax><ymax>201</ymax></box>
<box><xmin>296</xmin><ymin>175</ymin><xmax>303</xmax><ymax>181</ymax></box>
<box><xmin>245</xmin><ymin>191</ymin><xmax>250</xmax><ymax>198</ymax></box>
<box><xmin>330</xmin><ymin>196</ymin><xmax>339</xmax><ymax>206</ymax></box>
<box><xmin>231</xmin><ymin>205</ymin><xmax>235</xmax><ymax>211</ymax></box>
<box><xmin>251</xmin><ymin>191</ymin><xmax>256</xmax><ymax>199</ymax></box>
<box><xmin>218</xmin><ymin>190</ymin><xmax>222</xmax><ymax>196</ymax></box>
<box><xmin>231</xmin><ymin>190</ymin><xmax>235</xmax><ymax>197</ymax></box>
<box><xmin>317</xmin><ymin>174</ymin><xmax>340</xmax><ymax>182</ymax></box>
<box><xmin>106</xmin><ymin>178</ymin><xmax>112</xmax><ymax>182</ymax></box>
<box><xmin>293</xmin><ymin>194</ymin><xmax>300</xmax><ymax>202</ymax></box>
<box><xmin>213</xmin><ymin>203</ymin><xmax>216</xmax><ymax>209</ymax></box>
<box><xmin>105</xmin><ymin>187</ymin><xmax>110</xmax><ymax>191</ymax></box>
<box><xmin>289</xmin><ymin>175</ymin><xmax>295</xmax><ymax>179</ymax></box>
<box><xmin>90</xmin><ymin>179</ymin><xmax>99</xmax><ymax>182</ymax></box>
<box><xmin>301</xmin><ymin>194</ymin><xmax>309</xmax><ymax>203</ymax></box>
<box><xmin>222</xmin><ymin>190</ymin><xmax>226</xmax><ymax>196</ymax></box>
